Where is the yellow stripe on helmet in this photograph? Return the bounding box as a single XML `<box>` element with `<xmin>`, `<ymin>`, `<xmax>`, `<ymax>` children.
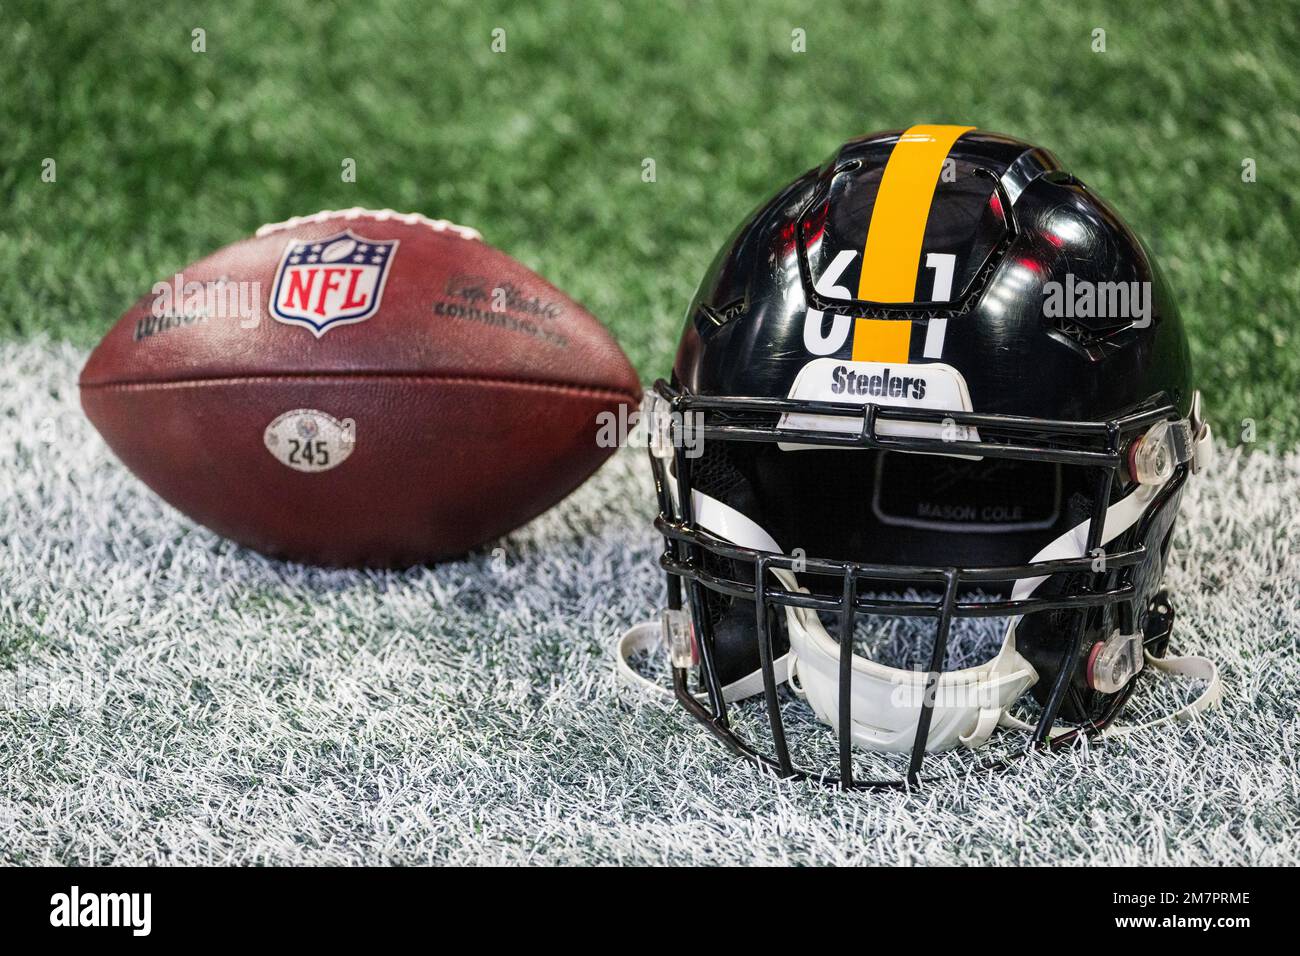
<box><xmin>850</xmin><ymin>124</ymin><xmax>973</xmax><ymax>362</ymax></box>
<box><xmin>856</xmin><ymin>124</ymin><xmax>974</xmax><ymax>305</ymax></box>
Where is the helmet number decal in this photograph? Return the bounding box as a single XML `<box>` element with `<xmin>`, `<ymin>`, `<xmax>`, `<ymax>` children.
<box><xmin>802</xmin><ymin>250</ymin><xmax>957</xmax><ymax>359</ymax></box>
<box><xmin>924</xmin><ymin>252</ymin><xmax>955</xmax><ymax>301</ymax></box>
<box><xmin>921</xmin><ymin>252</ymin><xmax>956</xmax><ymax>359</ymax></box>
<box><xmin>802</xmin><ymin>249</ymin><xmax>856</xmax><ymax>355</ymax></box>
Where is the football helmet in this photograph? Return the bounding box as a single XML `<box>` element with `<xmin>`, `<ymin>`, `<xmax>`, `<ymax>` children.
<box><xmin>620</xmin><ymin>125</ymin><xmax>1219</xmax><ymax>789</ymax></box>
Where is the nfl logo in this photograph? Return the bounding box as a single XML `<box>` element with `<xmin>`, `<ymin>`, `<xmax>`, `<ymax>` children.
<box><xmin>269</xmin><ymin>231</ymin><xmax>399</xmax><ymax>336</ymax></box>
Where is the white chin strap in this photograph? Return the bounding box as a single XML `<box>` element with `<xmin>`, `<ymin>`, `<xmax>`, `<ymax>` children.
<box><xmin>779</xmin><ymin>563</ymin><xmax>1034</xmax><ymax>753</ymax></box>
<box><xmin>617</xmin><ymin>481</ymin><xmax>1220</xmax><ymax>755</ymax></box>
<box><xmin>996</xmin><ymin>650</ymin><xmax>1222</xmax><ymax>740</ymax></box>
<box><xmin>615</xmin><ymin>620</ymin><xmax>789</xmax><ymax>704</ymax></box>
<box><xmin>692</xmin><ymin>490</ymin><xmax>1041</xmax><ymax>754</ymax></box>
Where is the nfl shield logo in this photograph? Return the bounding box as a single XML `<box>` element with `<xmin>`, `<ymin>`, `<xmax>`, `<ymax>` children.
<box><xmin>270</xmin><ymin>231</ymin><xmax>400</xmax><ymax>336</ymax></box>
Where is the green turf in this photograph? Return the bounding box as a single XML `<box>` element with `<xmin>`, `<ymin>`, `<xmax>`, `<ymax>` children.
<box><xmin>3</xmin><ymin>0</ymin><xmax>1297</xmax><ymax>442</ymax></box>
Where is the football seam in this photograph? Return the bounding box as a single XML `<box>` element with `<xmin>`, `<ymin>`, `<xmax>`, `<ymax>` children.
<box><xmin>78</xmin><ymin>373</ymin><xmax>641</xmax><ymax>404</ymax></box>
<box><xmin>254</xmin><ymin>208</ymin><xmax>482</xmax><ymax>242</ymax></box>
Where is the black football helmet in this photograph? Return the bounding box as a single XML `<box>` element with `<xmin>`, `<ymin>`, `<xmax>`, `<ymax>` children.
<box><xmin>623</xmin><ymin>125</ymin><xmax>1218</xmax><ymax>789</ymax></box>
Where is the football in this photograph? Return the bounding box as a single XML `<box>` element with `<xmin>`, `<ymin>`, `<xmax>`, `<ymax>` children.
<box><xmin>79</xmin><ymin>208</ymin><xmax>642</xmax><ymax>567</ymax></box>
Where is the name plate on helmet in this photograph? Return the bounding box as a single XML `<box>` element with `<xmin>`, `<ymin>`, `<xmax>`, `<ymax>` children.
<box><xmin>777</xmin><ymin>358</ymin><xmax>979</xmax><ymax>451</ymax></box>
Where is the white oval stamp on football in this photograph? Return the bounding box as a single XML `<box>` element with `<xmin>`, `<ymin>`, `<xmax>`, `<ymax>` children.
<box><xmin>263</xmin><ymin>409</ymin><xmax>356</xmax><ymax>473</ymax></box>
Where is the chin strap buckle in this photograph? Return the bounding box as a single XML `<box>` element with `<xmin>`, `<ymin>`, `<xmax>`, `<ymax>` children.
<box><xmin>1087</xmin><ymin>630</ymin><xmax>1146</xmax><ymax>694</ymax></box>
<box><xmin>1094</xmin><ymin>591</ymin><xmax>1221</xmax><ymax>738</ymax></box>
<box><xmin>1188</xmin><ymin>390</ymin><xmax>1213</xmax><ymax>475</ymax></box>
<box><xmin>662</xmin><ymin>608</ymin><xmax>697</xmax><ymax>668</ymax></box>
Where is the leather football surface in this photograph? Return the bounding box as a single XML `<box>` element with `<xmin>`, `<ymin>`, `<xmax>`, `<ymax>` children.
<box><xmin>79</xmin><ymin>209</ymin><xmax>642</xmax><ymax>567</ymax></box>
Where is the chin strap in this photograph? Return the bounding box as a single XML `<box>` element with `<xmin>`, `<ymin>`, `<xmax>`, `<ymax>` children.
<box><xmin>621</xmin><ymin>618</ymin><xmax>1222</xmax><ymax>746</ymax></box>
<box><xmin>1101</xmin><ymin>651</ymin><xmax>1223</xmax><ymax>738</ymax></box>
<box><xmin>997</xmin><ymin>650</ymin><xmax>1222</xmax><ymax>740</ymax></box>
<box><xmin>615</xmin><ymin>621</ymin><xmax>672</xmax><ymax>698</ymax></box>
<box><xmin>616</xmin><ymin>619</ymin><xmax>790</xmax><ymax>704</ymax></box>
<box><xmin>781</xmin><ymin>653</ymin><xmax>1015</xmax><ymax>750</ymax></box>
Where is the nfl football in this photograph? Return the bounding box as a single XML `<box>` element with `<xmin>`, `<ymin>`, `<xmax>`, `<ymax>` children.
<box><xmin>80</xmin><ymin>208</ymin><xmax>641</xmax><ymax>566</ymax></box>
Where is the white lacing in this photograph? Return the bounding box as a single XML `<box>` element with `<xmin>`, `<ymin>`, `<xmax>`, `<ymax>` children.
<box><xmin>255</xmin><ymin>208</ymin><xmax>481</xmax><ymax>242</ymax></box>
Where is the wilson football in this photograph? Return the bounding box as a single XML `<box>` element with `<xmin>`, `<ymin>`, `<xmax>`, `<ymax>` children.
<box><xmin>79</xmin><ymin>208</ymin><xmax>641</xmax><ymax>566</ymax></box>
